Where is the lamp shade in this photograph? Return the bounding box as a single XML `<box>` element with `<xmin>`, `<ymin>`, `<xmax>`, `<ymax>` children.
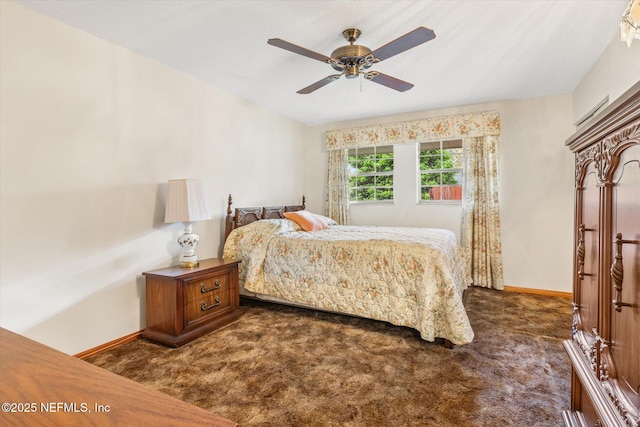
<box><xmin>164</xmin><ymin>179</ymin><xmax>212</xmax><ymax>224</ymax></box>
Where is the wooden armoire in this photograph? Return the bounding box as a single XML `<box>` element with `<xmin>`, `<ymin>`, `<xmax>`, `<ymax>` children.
<box><xmin>562</xmin><ymin>80</ymin><xmax>640</xmax><ymax>427</ymax></box>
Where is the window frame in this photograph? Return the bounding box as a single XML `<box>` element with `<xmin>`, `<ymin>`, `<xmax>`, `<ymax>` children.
<box><xmin>348</xmin><ymin>145</ymin><xmax>395</xmax><ymax>204</ymax></box>
<box><xmin>416</xmin><ymin>139</ymin><xmax>464</xmax><ymax>204</ymax></box>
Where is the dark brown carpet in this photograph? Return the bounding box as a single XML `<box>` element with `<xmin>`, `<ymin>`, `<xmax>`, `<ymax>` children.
<box><xmin>86</xmin><ymin>287</ymin><xmax>572</xmax><ymax>426</ymax></box>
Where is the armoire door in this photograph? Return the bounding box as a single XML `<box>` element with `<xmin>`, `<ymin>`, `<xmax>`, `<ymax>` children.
<box><xmin>574</xmin><ymin>148</ymin><xmax>602</xmax><ymax>355</ymax></box>
<box><xmin>605</xmin><ymin>138</ymin><xmax>640</xmax><ymax>427</ymax></box>
<box><xmin>570</xmin><ymin>146</ymin><xmax>605</xmax><ymax>427</ymax></box>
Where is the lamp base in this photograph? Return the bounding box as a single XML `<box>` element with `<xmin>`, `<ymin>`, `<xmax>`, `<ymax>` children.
<box><xmin>177</xmin><ymin>223</ymin><xmax>200</xmax><ymax>268</ymax></box>
<box><xmin>179</xmin><ymin>261</ymin><xmax>199</xmax><ymax>268</ymax></box>
<box><xmin>178</xmin><ymin>251</ymin><xmax>199</xmax><ymax>268</ymax></box>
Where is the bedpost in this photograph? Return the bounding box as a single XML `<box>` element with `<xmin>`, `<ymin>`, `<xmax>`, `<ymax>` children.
<box><xmin>224</xmin><ymin>194</ymin><xmax>234</xmax><ymax>242</ymax></box>
<box><xmin>302</xmin><ymin>195</ymin><xmax>306</xmax><ymax>209</ymax></box>
<box><xmin>227</xmin><ymin>194</ymin><xmax>233</xmax><ymax>216</ymax></box>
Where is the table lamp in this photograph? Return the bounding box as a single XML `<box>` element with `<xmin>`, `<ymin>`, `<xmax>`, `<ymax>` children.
<box><xmin>164</xmin><ymin>179</ymin><xmax>212</xmax><ymax>267</ymax></box>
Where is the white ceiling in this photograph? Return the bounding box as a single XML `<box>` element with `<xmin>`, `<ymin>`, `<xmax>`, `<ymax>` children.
<box><xmin>15</xmin><ymin>0</ymin><xmax>629</xmax><ymax>126</ymax></box>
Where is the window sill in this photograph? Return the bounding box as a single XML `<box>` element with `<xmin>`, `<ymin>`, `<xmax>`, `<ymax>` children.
<box><xmin>417</xmin><ymin>201</ymin><xmax>462</xmax><ymax>205</ymax></box>
<box><xmin>350</xmin><ymin>200</ymin><xmax>394</xmax><ymax>205</ymax></box>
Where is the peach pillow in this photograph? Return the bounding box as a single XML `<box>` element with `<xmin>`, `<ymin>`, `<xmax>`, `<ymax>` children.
<box><xmin>283</xmin><ymin>211</ymin><xmax>329</xmax><ymax>232</ymax></box>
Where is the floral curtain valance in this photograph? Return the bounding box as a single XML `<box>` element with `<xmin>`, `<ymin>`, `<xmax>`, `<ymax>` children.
<box><xmin>325</xmin><ymin>110</ymin><xmax>500</xmax><ymax>150</ymax></box>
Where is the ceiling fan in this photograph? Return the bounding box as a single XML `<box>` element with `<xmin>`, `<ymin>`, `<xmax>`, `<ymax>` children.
<box><xmin>267</xmin><ymin>27</ymin><xmax>436</xmax><ymax>94</ymax></box>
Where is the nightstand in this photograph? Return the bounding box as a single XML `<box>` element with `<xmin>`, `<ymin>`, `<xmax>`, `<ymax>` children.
<box><xmin>142</xmin><ymin>258</ymin><xmax>243</xmax><ymax>347</ymax></box>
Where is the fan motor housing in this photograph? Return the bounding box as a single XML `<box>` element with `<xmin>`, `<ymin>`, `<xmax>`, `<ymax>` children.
<box><xmin>330</xmin><ymin>45</ymin><xmax>372</xmax><ymax>72</ymax></box>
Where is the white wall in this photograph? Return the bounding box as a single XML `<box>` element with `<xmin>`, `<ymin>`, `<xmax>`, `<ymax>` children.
<box><xmin>0</xmin><ymin>2</ymin><xmax>312</xmax><ymax>354</ymax></box>
<box><xmin>307</xmin><ymin>95</ymin><xmax>576</xmax><ymax>293</ymax></box>
<box><xmin>499</xmin><ymin>96</ymin><xmax>576</xmax><ymax>292</ymax></box>
<box><xmin>572</xmin><ymin>34</ymin><xmax>640</xmax><ymax>124</ymax></box>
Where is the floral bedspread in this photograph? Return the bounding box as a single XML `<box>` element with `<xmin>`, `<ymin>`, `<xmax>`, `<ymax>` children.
<box><xmin>223</xmin><ymin>219</ymin><xmax>474</xmax><ymax>344</ymax></box>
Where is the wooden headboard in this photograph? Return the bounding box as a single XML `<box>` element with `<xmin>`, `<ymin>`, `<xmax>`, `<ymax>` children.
<box><xmin>224</xmin><ymin>194</ymin><xmax>306</xmax><ymax>242</ymax></box>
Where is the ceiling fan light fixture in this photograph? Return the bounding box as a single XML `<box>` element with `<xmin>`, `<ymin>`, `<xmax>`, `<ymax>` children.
<box><xmin>268</xmin><ymin>26</ymin><xmax>436</xmax><ymax>93</ymax></box>
<box><xmin>621</xmin><ymin>0</ymin><xmax>640</xmax><ymax>46</ymax></box>
<box><xmin>345</xmin><ymin>65</ymin><xmax>360</xmax><ymax>79</ymax></box>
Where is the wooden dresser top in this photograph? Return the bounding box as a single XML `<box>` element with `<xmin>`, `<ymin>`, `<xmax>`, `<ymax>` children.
<box><xmin>0</xmin><ymin>327</ymin><xmax>237</xmax><ymax>426</ymax></box>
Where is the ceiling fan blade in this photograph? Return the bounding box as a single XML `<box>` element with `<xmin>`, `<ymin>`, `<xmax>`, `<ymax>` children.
<box><xmin>365</xmin><ymin>72</ymin><xmax>414</xmax><ymax>92</ymax></box>
<box><xmin>297</xmin><ymin>74</ymin><xmax>342</xmax><ymax>94</ymax></box>
<box><xmin>267</xmin><ymin>38</ymin><xmax>331</xmax><ymax>63</ymax></box>
<box><xmin>371</xmin><ymin>27</ymin><xmax>436</xmax><ymax>61</ymax></box>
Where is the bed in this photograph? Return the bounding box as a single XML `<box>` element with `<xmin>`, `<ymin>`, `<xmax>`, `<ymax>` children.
<box><xmin>222</xmin><ymin>195</ymin><xmax>474</xmax><ymax>346</ymax></box>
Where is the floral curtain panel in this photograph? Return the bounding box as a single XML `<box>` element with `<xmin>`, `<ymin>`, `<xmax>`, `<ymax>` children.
<box><xmin>460</xmin><ymin>136</ymin><xmax>504</xmax><ymax>290</ymax></box>
<box><xmin>324</xmin><ymin>149</ymin><xmax>351</xmax><ymax>225</ymax></box>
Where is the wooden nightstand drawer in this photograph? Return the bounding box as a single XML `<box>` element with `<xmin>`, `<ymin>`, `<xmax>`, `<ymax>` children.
<box><xmin>185</xmin><ymin>290</ymin><xmax>231</xmax><ymax>326</ymax></box>
<box><xmin>184</xmin><ymin>272</ymin><xmax>231</xmax><ymax>304</ymax></box>
<box><xmin>142</xmin><ymin>258</ymin><xmax>243</xmax><ymax>347</ymax></box>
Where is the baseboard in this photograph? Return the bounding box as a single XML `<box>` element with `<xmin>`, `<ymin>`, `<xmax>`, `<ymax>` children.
<box><xmin>74</xmin><ymin>329</ymin><xmax>143</xmax><ymax>359</ymax></box>
<box><xmin>503</xmin><ymin>285</ymin><xmax>572</xmax><ymax>299</ymax></box>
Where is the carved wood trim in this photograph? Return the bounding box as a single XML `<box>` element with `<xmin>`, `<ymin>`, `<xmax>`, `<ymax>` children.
<box><xmin>574</xmin><ymin>119</ymin><xmax>640</xmax><ymax>187</ymax></box>
<box><xmin>564</xmin><ymin>340</ymin><xmax>628</xmax><ymax>427</ymax></box>
<box><xmin>561</xmin><ymin>410</ymin><xmax>589</xmax><ymax>427</ymax></box>
<box><xmin>262</xmin><ymin>206</ymin><xmax>285</xmax><ymax>219</ymax></box>
<box><xmin>223</xmin><ymin>194</ymin><xmax>306</xmax><ymax>243</ymax></box>
<box><xmin>601</xmin><ymin>119</ymin><xmax>640</xmax><ymax>183</ymax></box>
<box><xmin>575</xmin><ymin>143</ymin><xmax>602</xmax><ymax>187</ymax></box>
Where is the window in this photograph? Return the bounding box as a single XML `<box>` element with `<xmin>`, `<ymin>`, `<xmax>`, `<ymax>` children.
<box><xmin>418</xmin><ymin>139</ymin><xmax>463</xmax><ymax>202</ymax></box>
<box><xmin>348</xmin><ymin>145</ymin><xmax>394</xmax><ymax>202</ymax></box>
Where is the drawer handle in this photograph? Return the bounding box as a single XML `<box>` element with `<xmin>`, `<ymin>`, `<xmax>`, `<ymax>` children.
<box><xmin>577</xmin><ymin>224</ymin><xmax>595</xmax><ymax>280</ymax></box>
<box><xmin>200</xmin><ymin>280</ymin><xmax>221</xmax><ymax>293</ymax></box>
<box><xmin>611</xmin><ymin>233</ymin><xmax>638</xmax><ymax>312</ymax></box>
<box><xmin>201</xmin><ymin>296</ymin><xmax>221</xmax><ymax>311</ymax></box>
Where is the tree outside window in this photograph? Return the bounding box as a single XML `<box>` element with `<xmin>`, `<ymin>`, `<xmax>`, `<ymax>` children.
<box><xmin>418</xmin><ymin>140</ymin><xmax>463</xmax><ymax>202</ymax></box>
<box><xmin>348</xmin><ymin>145</ymin><xmax>394</xmax><ymax>202</ymax></box>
